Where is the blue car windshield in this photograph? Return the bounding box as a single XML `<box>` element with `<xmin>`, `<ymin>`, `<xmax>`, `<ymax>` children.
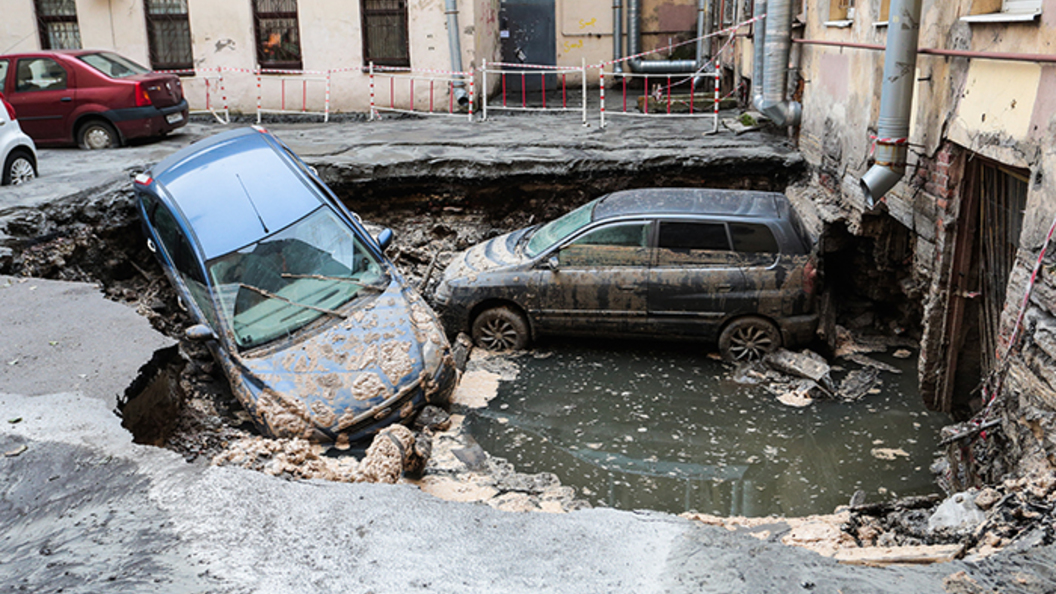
<box><xmin>524</xmin><ymin>199</ymin><xmax>597</xmax><ymax>257</ymax></box>
<box><xmin>207</xmin><ymin>207</ymin><xmax>389</xmax><ymax>349</ymax></box>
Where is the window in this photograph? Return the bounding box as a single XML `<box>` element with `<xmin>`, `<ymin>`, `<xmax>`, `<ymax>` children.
<box><xmin>253</xmin><ymin>0</ymin><xmax>302</xmax><ymax>70</ymax></box>
<box><xmin>362</xmin><ymin>0</ymin><xmax>410</xmax><ymax>67</ymax></box>
<box><xmin>829</xmin><ymin>0</ymin><xmax>855</xmax><ymax>20</ymax></box>
<box><xmin>656</xmin><ymin>222</ymin><xmax>735</xmax><ymax>267</ymax></box>
<box><xmin>729</xmin><ymin>223</ymin><xmax>779</xmax><ymax>253</ymax></box>
<box><xmin>144</xmin><ymin>0</ymin><xmax>194</xmax><ymax>71</ymax></box>
<box><xmin>558</xmin><ymin>223</ymin><xmax>650</xmax><ymax>267</ymax></box>
<box><xmin>878</xmin><ymin>0</ymin><xmax>890</xmax><ymax>22</ymax></box>
<box><xmin>35</xmin><ymin>0</ymin><xmax>81</xmax><ymax>50</ymax></box>
<box><xmin>79</xmin><ymin>52</ymin><xmax>151</xmax><ymax>79</ymax></box>
<box><xmin>962</xmin><ymin>0</ymin><xmax>1042</xmax><ymax>22</ymax></box>
<box><xmin>15</xmin><ymin>58</ymin><xmax>67</xmax><ymax>93</ymax></box>
<box><xmin>0</xmin><ymin>60</ymin><xmax>8</xmax><ymax>94</ymax></box>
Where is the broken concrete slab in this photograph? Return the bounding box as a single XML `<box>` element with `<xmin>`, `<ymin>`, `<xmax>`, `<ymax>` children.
<box><xmin>764</xmin><ymin>348</ymin><xmax>835</xmax><ymax>393</ymax></box>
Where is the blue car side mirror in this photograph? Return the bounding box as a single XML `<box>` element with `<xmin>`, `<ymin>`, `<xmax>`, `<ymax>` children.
<box><xmin>376</xmin><ymin>228</ymin><xmax>394</xmax><ymax>252</ymax></box>
<box><xmin>185</xmin><ymin>324</ymin><xmax>218</xmax><ymax>342</ymax></box>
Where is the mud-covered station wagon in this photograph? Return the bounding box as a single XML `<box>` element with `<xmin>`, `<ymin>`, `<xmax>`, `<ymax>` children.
<box><xmin>435</xmin><ymin>188</ymin><xmax>819</xmax><ymax>361</ymax></box>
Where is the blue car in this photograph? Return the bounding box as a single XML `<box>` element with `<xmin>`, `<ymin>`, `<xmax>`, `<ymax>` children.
<box><xmin>134</xmin><ymin>127</ymin><xmax>457</xmax><ymax>446</ymax></box>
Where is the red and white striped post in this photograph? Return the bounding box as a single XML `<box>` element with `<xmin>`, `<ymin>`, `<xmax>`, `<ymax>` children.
<box><xmin>599</xmin><ymin>67</ymin><xmax>606</xmax><ymax>128</ymax></box>
<box><xmin>468</xmin><ymin>71</ymin><xmax>474</xmax><ymax>122</ymax></box>
<box><xmin>255</xmin><ymin>68</ymin><xmax>262</xmax><ymax>124</ymax></box>
<box><xmin>369</xmin><ymin>62</ymin><xmax>376</xmax><ymax>120</ymax></box>
<box><xmin>324</xmin><ymin>70</ymin><xmax>331</xmax><ymax>122</ymax></box>
<box><xmin>713</xmin><ymin>62</ymin><xmax>720</xmax><ymax>133</ymax></box>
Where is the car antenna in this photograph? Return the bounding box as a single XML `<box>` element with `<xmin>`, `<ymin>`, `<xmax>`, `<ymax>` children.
<box><xmin>235</xmin><ymin>173</ymin><xmax>269</xmax><ymax>234</ymax></box>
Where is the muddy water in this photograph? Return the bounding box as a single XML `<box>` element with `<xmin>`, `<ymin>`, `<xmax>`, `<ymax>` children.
<box><xmin>465</xmin><ymin>341</ymin><xmax>949</xmax><ymax>517</ymax></box>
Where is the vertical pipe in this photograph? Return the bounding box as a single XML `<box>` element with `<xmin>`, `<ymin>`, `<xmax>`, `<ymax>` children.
<box><xmin>444</xmin><ymin>0</ymin><xmax>468</xmax><ymax>105</ymax></box>
<box><xmin>695</xmin><ymin>0</ymin><xmax>707</xmax><ymax>68</ymax></box>
<box><xmin>758</xmin><ymin>0</ymin><xmax>801</xmax><ymax>126</ymax></box>
<box><xmin>860</xmin><ymin>0</ymin><xmax>923</xmax><ymax>206</ymax></box>
<box><xmin>482</xmin><ymin>59</ymin><xmax>488</xmax><ymax>120</ymax></box>
<box><xmin>713</xmin><ymin>69</ymin><xmax>720</xmax><ymax>133</ymax></box>
<box><xmin>752</xmin><ymin>0</ymin><xmax>767</xmax><ymax>109</ymax></box>
<box><xmin>613</xmin><ymin>0</ymin><xmax>623</xmax><ymax>73</ymax></box>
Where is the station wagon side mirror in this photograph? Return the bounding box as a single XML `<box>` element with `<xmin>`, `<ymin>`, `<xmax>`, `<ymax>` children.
<box><xmin>376</xmin><ymin>228</ymin><xmax>394</xmax><ymax>252</ymax></box>
<box><xmin>544</xmin><ymin>255</ymin><xmax>559</xmax><ymax>271</ymax></box>
<box><xmin>185</xmin><ymin>324</ymin><xmax>218</xmax><ymax>342</ymax></box>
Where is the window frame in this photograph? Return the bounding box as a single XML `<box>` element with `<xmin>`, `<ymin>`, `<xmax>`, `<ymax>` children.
<box><xmin>144</xmin><ymin>0</ymin><xmax>194</xmax><ymax>71</ymax></box>
<box><xmin>253</xmin><ymin>0</ymin><xmax>303</xmax><ymax>71</ymax></box>
<box><xmin>360</xmin><ymin>0</ymin><xmax>411</xmax><ymax>68</ymax></box>
<box><xmin>34</xmin><ymin>0</ymin><xmax>82</xmax><ymax>50</ymax></box>
<box><xmin>14</xmin><ymin>57</ymin><xmax>68</xmax><ymax>93</ymax></box>
<box><xmin>961</xmin><ymin>0</ymin><xmax>1042</xmax><ymax>22</ymax></box>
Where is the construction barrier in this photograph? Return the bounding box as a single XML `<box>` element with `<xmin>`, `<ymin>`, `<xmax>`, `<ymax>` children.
<box><xmin>256</xmin><ymin>69</ymin><xmax>330</xmax><ymax>123</ymax></box>
<box><xmin>599</xmin><ymin>69</ymin><xmax>720</xmax><ymax>132</ymax></box>
<box><xmin>157</xmin><ymin>67</ymin><xmax>230</xmax><ymax>124</ymax></box>
<box><xmin>480</xmin><ymin>59</ymin><xmax>589</xmax><ymax>125</ymax></box>
<box><xmin>367</xmin><ymin>63</ymin><xmax>474</xmax><ymax>122</ymax></box>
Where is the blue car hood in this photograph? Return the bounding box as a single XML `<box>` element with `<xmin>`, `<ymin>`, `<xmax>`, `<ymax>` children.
<box><xmin>223</xmin><ymin>282</ymin><xmax>447</xmax><ymax>440</ymax></box>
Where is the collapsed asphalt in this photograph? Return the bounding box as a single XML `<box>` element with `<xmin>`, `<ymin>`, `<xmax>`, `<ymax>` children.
<box><xmin>2</xmin><ymin>114</ymin><xmax>1055</xmax><ymax>592</ymax></box>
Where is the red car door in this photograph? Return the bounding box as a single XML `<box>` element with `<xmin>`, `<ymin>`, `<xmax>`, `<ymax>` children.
<box><xmin>8</xmin><ymin>56</ymin><xmax>77</xmax><ymax>144</ymax></box>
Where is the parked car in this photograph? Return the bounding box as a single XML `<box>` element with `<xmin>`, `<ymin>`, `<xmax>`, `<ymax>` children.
<box><xmin>0</xmin><ymin>92</ymin><xmax>37</xmax><ymax>185</ymax></box>
<box><xmin>0</xmin><ymin>50</ymin><xmax>187</xmax><ymax>149</ymax></box>
<box><xmin>434</xmin><ymin>188</ymin><xmax>819</xmax><ymax>361</ymax></box>
<box><xmin>133</xmin><ymin>127</ymin><xmax>457</xmax><ymax>445</ymax></box>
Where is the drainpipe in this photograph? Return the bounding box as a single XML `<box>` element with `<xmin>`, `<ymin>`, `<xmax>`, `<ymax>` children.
<box><xmin>694</xmin><ymin>0</ymin><xmax>707</xmax><ymax>68</ymax></box>
<box><xmin>860</xmin><ymin>0</ymin><xmax>923</xmax><ymax>207</ymax></box>
<box><xmin>444</xmin><ymin>0</ymin><xmax>469</xmax><ymax>106</ymax></box>
<box><xmin>613</xmin><ymin>0</ymin><xmax>623</xmax><ymax>73</ymax></box>
<box><xmin>751</xmin><ymin>0</ymin><xmax>767</xmax><ymax>109</ymax></box>
<box><xmin>626</xmin><ymin>0</ymin><xmax>701</xmax><ymax>73</ymax></box>
<box><xmin>756</xmin><ymin>0</ymin><xmax>800</xmax><ymax>126</ymax></box>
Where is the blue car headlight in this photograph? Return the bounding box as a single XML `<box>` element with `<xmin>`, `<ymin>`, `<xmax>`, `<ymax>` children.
<box><xmin>422</xmin><ymin>336</ymin><xmax>443</xmax><ymax>376</ymax></box>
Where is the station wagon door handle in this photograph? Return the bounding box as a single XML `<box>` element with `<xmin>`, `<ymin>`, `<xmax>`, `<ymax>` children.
<box><xmin>60</xmin><ymin>97</ymin><xmax>72</xmax><ymax>102</ymax></box>
<box><xmin>717</xmin><ymin>284</ymin><xmax>734</xmax><ymax>292</ymax></box>
<box><xmin>617</xmin><ymin>284</ymin><xmax>638</xmax><ymax>291</ymax></box>
<box><xmin>146</xmin><ymin>238</ymin><xmax>157</xmax><ymax>253</ymax></box>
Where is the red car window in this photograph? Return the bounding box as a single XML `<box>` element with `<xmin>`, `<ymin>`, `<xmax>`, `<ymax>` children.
<box><xmin>15</xmin><ymin>58</ymin><xmax>68</xmax><ymax>92</ymax></box>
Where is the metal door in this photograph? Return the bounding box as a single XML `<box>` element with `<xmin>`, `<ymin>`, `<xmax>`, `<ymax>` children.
<box><xmin>501</xmin><ymin>0</ymin><xmax>555</xmax><ymax>91</ymax></box>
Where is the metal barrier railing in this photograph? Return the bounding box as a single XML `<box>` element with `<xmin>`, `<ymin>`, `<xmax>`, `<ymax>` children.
<box><xmin>367</xmin><ymin>63</ymin><xmax>474</xmax><ymax>122</ymax></box>
<box><xmin>599</xmin><ymin>69</ymin><xmax>720</xmax><ymax>132</ymax></box>
<box><xmin>480</xmin><ymin>59</ymin><xmax>589</xmax><ymax>125</ymax></box>
<box><xmin>156</xmin><ymin>67</ymin><xmax>230</xmax><ymax>124</ymax></box>
<box><xmin>255</xmin><ymin>69</ymin><xmax>331</xmax><ymax>123</ymax></box>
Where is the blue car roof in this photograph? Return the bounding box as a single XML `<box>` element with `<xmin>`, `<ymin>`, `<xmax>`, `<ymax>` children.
<box><xmin>152</xmin><ymin>128</ymin><xmax>324</xmax><ymax>259</ymax></box>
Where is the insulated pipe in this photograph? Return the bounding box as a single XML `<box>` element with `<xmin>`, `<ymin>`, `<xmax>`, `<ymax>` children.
<box><xmin>757</xmin><ymin>0</ymin><xmax>801</xmax><ymax>126</ymax></box>
<box><xmin>444</xmin><ymin>0</ymin><xmax>469</xmax><ymax>106</ymax></box>
<box><xmin>751</xmin><ymin>0</ymin><xmax>767</xmax><ymax>109</ymax></box>
<box><xmin>626</xmin><ymin>0</ymin><xmax>700</xmax><ymax>73</ymax></box>
<box><xmin>613</xmin><ymin>0</ymin><xmax>623</xmax><ymax>73</ymax></box>
<box><xmin>694</xmin><ymin>0</ymin><xmax>707</xmax><ymax>68</ymax></box>
<box><xmin>860</xmin><ymin>0</ymin><xmax>923</xmax><ymax>207</ymax></box>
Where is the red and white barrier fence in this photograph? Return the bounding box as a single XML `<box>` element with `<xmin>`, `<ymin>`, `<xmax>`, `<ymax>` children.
<box><xmin>157</xmin><ymin>67</ymin><xmax>230</xmax><ymax>124</ymax></box>
<box><xmin>599</xmin><ymin>69</ymin><xmax>720</xmax><ymax>132</ymax></box>
<box><xmin>367</xmin><ymin>63</ymin><xmax>474</xmax><ymax>122</ymax></box>
<box><xmin>256</xmin><ymin>69</ymin><xmax>330</xmax><ymax>123</ymax></box>
<box><xmin>480</xmin><ymin>59</ymin><xmax>589</xmax><ymax>125</ymax></box>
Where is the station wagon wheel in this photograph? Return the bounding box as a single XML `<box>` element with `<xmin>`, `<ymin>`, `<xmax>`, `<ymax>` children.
<box><xmin>719</xmin><ymin>316</ymin><xmax>782</xmax><ymax>362</ymax></box>
<box><xmin>471</xmin><ymin>306</ymin><xmax>529</xmax><ymax>351</ymax></box>
<box><xmin>2</xmin><ymin>151</ymin><xmax>35</xmax><ymax>185</ymax></box>
<box><xmin>78</xmin><ymin>120</ymin><xmax>119</xmax><ymax>150</ymax></box>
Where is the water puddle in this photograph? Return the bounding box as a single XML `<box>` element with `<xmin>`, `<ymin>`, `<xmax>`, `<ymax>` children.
<box><xmin>465</xmin><ymin>340</ymin><xmax>949</xmax><ymax>517</ymax></box>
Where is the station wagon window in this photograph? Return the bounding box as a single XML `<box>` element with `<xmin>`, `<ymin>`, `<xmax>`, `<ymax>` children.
<box><xmin>14</xmin><ymin>58</ymin><xmax>67</xmax><ymax>92</ymax></box>
<box><xmin>729</xmin><ymin>223</ymin><xmax>779</xmax><ymax>253</ymax></box>
<box><xmin>35</xmin><ymin>0</ymin><xmax>82</xmax><ymax>50</ymax></box>
<box><xmin>656</xmin><ymin>221</ymin><xmax>733</xmax><ymax>267</ymax></box>
<box><xmin>558</xmin><ymin>223</ymin><xmax>650</xmax><ymax>267</ymax></box>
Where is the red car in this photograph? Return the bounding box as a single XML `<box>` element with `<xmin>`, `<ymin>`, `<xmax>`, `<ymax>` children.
<box><xmin>0</xmin><ymin>50</ymin><xmax>187</xmax><ymax>149</ymax></box>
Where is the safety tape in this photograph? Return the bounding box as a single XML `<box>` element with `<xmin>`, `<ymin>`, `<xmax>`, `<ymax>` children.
<box><xmin>869</xmin><ymin>135</ymin><xmax>909</xmax><ymax>156</ymax></box>
<box><xmin>595</xmin><ymin>13</ymin><xmax>766</xmax><ymax>68</ymax></box>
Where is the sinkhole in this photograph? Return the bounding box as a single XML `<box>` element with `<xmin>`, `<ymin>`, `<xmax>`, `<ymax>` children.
<box><xmin>4</xmin><ymin>163</ymin><xmax>951</xmax><ymax>517</ymax></box>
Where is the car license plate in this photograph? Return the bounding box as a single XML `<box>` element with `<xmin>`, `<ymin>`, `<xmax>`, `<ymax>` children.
<box><xmin>166</xmin><ymin>112</ymin><xmax>183</xmax><ymax>124</ymax></box>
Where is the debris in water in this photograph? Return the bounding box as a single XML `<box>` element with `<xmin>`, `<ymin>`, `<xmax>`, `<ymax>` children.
<box><xmin>871</xmin><ymin>447</ymin><xmax>910</xmax><ymax>460</ymax></box>
<box><xmin>5</xmin><ymin>444</ymin><xmax>28</xmax><ymax>457</ymax></box>
<box><xmin>893</xmin><ymin>349</ymin><xmax>912</xmax><ymax>359</ymax></box>
<box><xmin>843</xmin><ymin>353</ymin><xmax>902</xmax><ymax>374</ymax></box>
<box><xmin>838</xmin><ymin>367</ymin><xmax>882</xmax><ymax>401</ymax></box>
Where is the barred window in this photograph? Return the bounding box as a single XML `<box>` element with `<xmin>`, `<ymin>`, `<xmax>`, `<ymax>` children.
<box><xmin>145</xmin><ymin>0</ymin><xmax>193</xmax><ymax>71</ymax></box>
<box><xmin>254</xmin><ymin>0</ymin><xmax>302</xmax><ymax>70</ymax></box>
<box><xmin>361</xmin><ymin>0</ymin><xmax>410</xmax><ymax>68</ymax></box>
<box><xmin>35</xmin><ymin>0</ymin><xmax>81</xmax><ymax>50</ymax></box>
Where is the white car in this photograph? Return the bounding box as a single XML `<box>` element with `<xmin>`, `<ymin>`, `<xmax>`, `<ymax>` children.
<box><xmin>1</xmin><ymin>92</ymin><xmax>37</xmax><ymax>185</ymax></box>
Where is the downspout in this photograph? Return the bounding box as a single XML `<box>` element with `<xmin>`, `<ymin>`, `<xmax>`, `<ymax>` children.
<box><xmin>444</xmin><ymin>0</ymin><xmax>469</xmax><ymax>106</ymax></box>
<box><xmin>757</xmin><ymin>0</ymin><xmax>800</xmax><ymax>126</ymax></box>
<box><xmin>613</xmin><ymin>0</ymin><xmax>623</xmax><ymax>73</ymax></box>
<box><xmin>626</xmin><ymin>0</ymin><xmax>702</xmax><ymax>73</ymax></box>
<box><xmin>751</xmin><ymin>0</ymin><xmax>767</xmax><ymax>110</ymax></box>
<box><xmin>860</xmin><ymin>0</ymin><xmax>923</xmax><ymax>207</ymax></box>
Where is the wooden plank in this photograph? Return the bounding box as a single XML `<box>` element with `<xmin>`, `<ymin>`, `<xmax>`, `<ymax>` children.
<box><xmin>834</xmin><ymin>543</ymin><xmax>964</xmax><ymax>566</ymax></box>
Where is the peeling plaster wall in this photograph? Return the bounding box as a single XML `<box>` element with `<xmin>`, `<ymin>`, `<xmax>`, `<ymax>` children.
<box><xmin>751</xmin><ymin>0</ymin><xmax>1056</xmax><ymax>476</ymax></box>
<box><xmin>0</xmin><ymin>0</ymin><xmax>500</xmax><ymax>114</ymax></box>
